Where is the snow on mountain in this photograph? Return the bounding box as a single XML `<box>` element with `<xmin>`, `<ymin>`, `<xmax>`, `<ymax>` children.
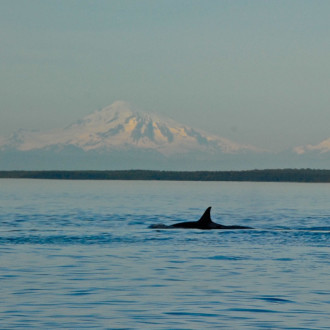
<box><xmin>294</xmin><ymin>138</ymin><xmax>330</xmax><ymax>155</ymax></box>
<box><xmin>0</xmin><ymin>101</ymin><xmax>259</xmax><ymax>155</ymax></box>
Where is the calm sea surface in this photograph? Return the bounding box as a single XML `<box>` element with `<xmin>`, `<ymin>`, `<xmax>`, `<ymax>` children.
<box><xmin>0</xmin><ymin>179</ymin><xmax>329</xmax><ymax>329</ymax></box>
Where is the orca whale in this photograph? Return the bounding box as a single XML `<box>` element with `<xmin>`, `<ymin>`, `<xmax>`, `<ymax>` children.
<box><xmin>149</xmin><ymin>207</ymin><xmax>253</xmax><ymax>230</ymax></box>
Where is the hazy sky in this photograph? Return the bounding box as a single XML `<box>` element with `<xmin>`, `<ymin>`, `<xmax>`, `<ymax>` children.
<box><xmin>1</xmin><ymin>0</ymin><xmax>330</xmax><ymax>151</ymax></box>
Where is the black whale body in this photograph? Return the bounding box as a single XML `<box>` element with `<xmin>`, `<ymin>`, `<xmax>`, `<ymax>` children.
<box><xmin>149</xmin><ymin>207</ymin><xmax>253</xmax><ymax>230</ymax></box>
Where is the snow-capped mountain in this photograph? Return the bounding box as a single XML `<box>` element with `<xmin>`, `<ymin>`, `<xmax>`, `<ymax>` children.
<box><xmin>2</xmin><ymin>101</ymin><xmax>328</xmax><ymax>170</ymax></box>
<box><xmin>294</xmin><ymin>138</ymin><xmax>330</xmax><ymax>155</ymax></box>
<box><xmin>0</xmin><ymin>101</ymin><xmax>258</xmax><ymax>155</ymax></box>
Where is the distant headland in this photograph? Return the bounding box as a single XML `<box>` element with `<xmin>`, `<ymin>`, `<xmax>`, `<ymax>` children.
<box><xmin>1</xmin><ymin>169</ymin><xmax>330</xmax><ymax>183</ymax></box>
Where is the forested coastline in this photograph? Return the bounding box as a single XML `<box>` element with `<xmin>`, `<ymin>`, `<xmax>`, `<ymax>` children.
<box><xmin>1</xmin><ymin>169</ymin><xmax>330</xmax><ymax>182</ymax></box>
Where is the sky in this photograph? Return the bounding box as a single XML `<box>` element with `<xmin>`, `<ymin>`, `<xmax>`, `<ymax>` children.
<box><xmin>1</xmin><ymin>0</ymin><xmax>330</xmax><ymax>151</ymax></box>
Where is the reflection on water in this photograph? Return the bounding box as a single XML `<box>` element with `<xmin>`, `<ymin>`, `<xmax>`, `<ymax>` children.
<box><xmin>0</xmin><ymin>180</ymin><xmax>329</xmax><ymax>329</ymax></box>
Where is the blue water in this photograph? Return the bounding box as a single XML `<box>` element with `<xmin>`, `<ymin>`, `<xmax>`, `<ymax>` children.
<box><xmin>0</xmin><ymin>179</ymin><xmax>329</xmax><ymax>329</ymax></box>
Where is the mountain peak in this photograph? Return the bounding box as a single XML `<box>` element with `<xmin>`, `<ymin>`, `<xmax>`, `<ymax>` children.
<box><xmin>1</xmin><ymin>101</ymin><xmax>259</xmax><ymax>155</ymax></box>
<box><xmin>98</xmin><ymin>100</ymin><xmax>134</xmax><ymax>117</ymax></box>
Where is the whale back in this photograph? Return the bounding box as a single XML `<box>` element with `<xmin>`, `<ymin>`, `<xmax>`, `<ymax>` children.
<box><xmin>151</xmin><ymin>206</ymin><xmax>253</xmax><ymax>230</ymax></box>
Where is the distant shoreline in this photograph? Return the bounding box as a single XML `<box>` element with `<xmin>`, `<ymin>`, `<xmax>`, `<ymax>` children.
<box><xmin>1</xmin><ymin>169</ymin><xmax>330</xmax><ymax>183</ymax></box>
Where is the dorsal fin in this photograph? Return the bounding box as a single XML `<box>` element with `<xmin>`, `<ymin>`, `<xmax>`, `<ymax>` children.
<box><xmin>197</xmin><ymin>207</ymin><xmax>212</xmax><ymax>224</ymax></box>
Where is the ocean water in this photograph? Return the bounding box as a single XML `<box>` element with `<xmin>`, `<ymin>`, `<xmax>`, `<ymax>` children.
<box><xmin>0</xmin><ymin>179</ymin><xmax>329</xmax><ymax>329</ymax></box>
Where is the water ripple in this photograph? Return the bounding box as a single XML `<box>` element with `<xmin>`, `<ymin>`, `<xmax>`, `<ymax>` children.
<box><xmin>1</xmin><ymin>180</ymin><xmax>330</xmax><ymax>329</ymax></box>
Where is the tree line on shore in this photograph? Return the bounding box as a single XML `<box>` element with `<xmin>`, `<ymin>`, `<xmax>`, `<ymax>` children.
<box><xmin>1</xmin><ymin>169</ymin><xmax>330</xmax><ymax>182</ymax></box>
